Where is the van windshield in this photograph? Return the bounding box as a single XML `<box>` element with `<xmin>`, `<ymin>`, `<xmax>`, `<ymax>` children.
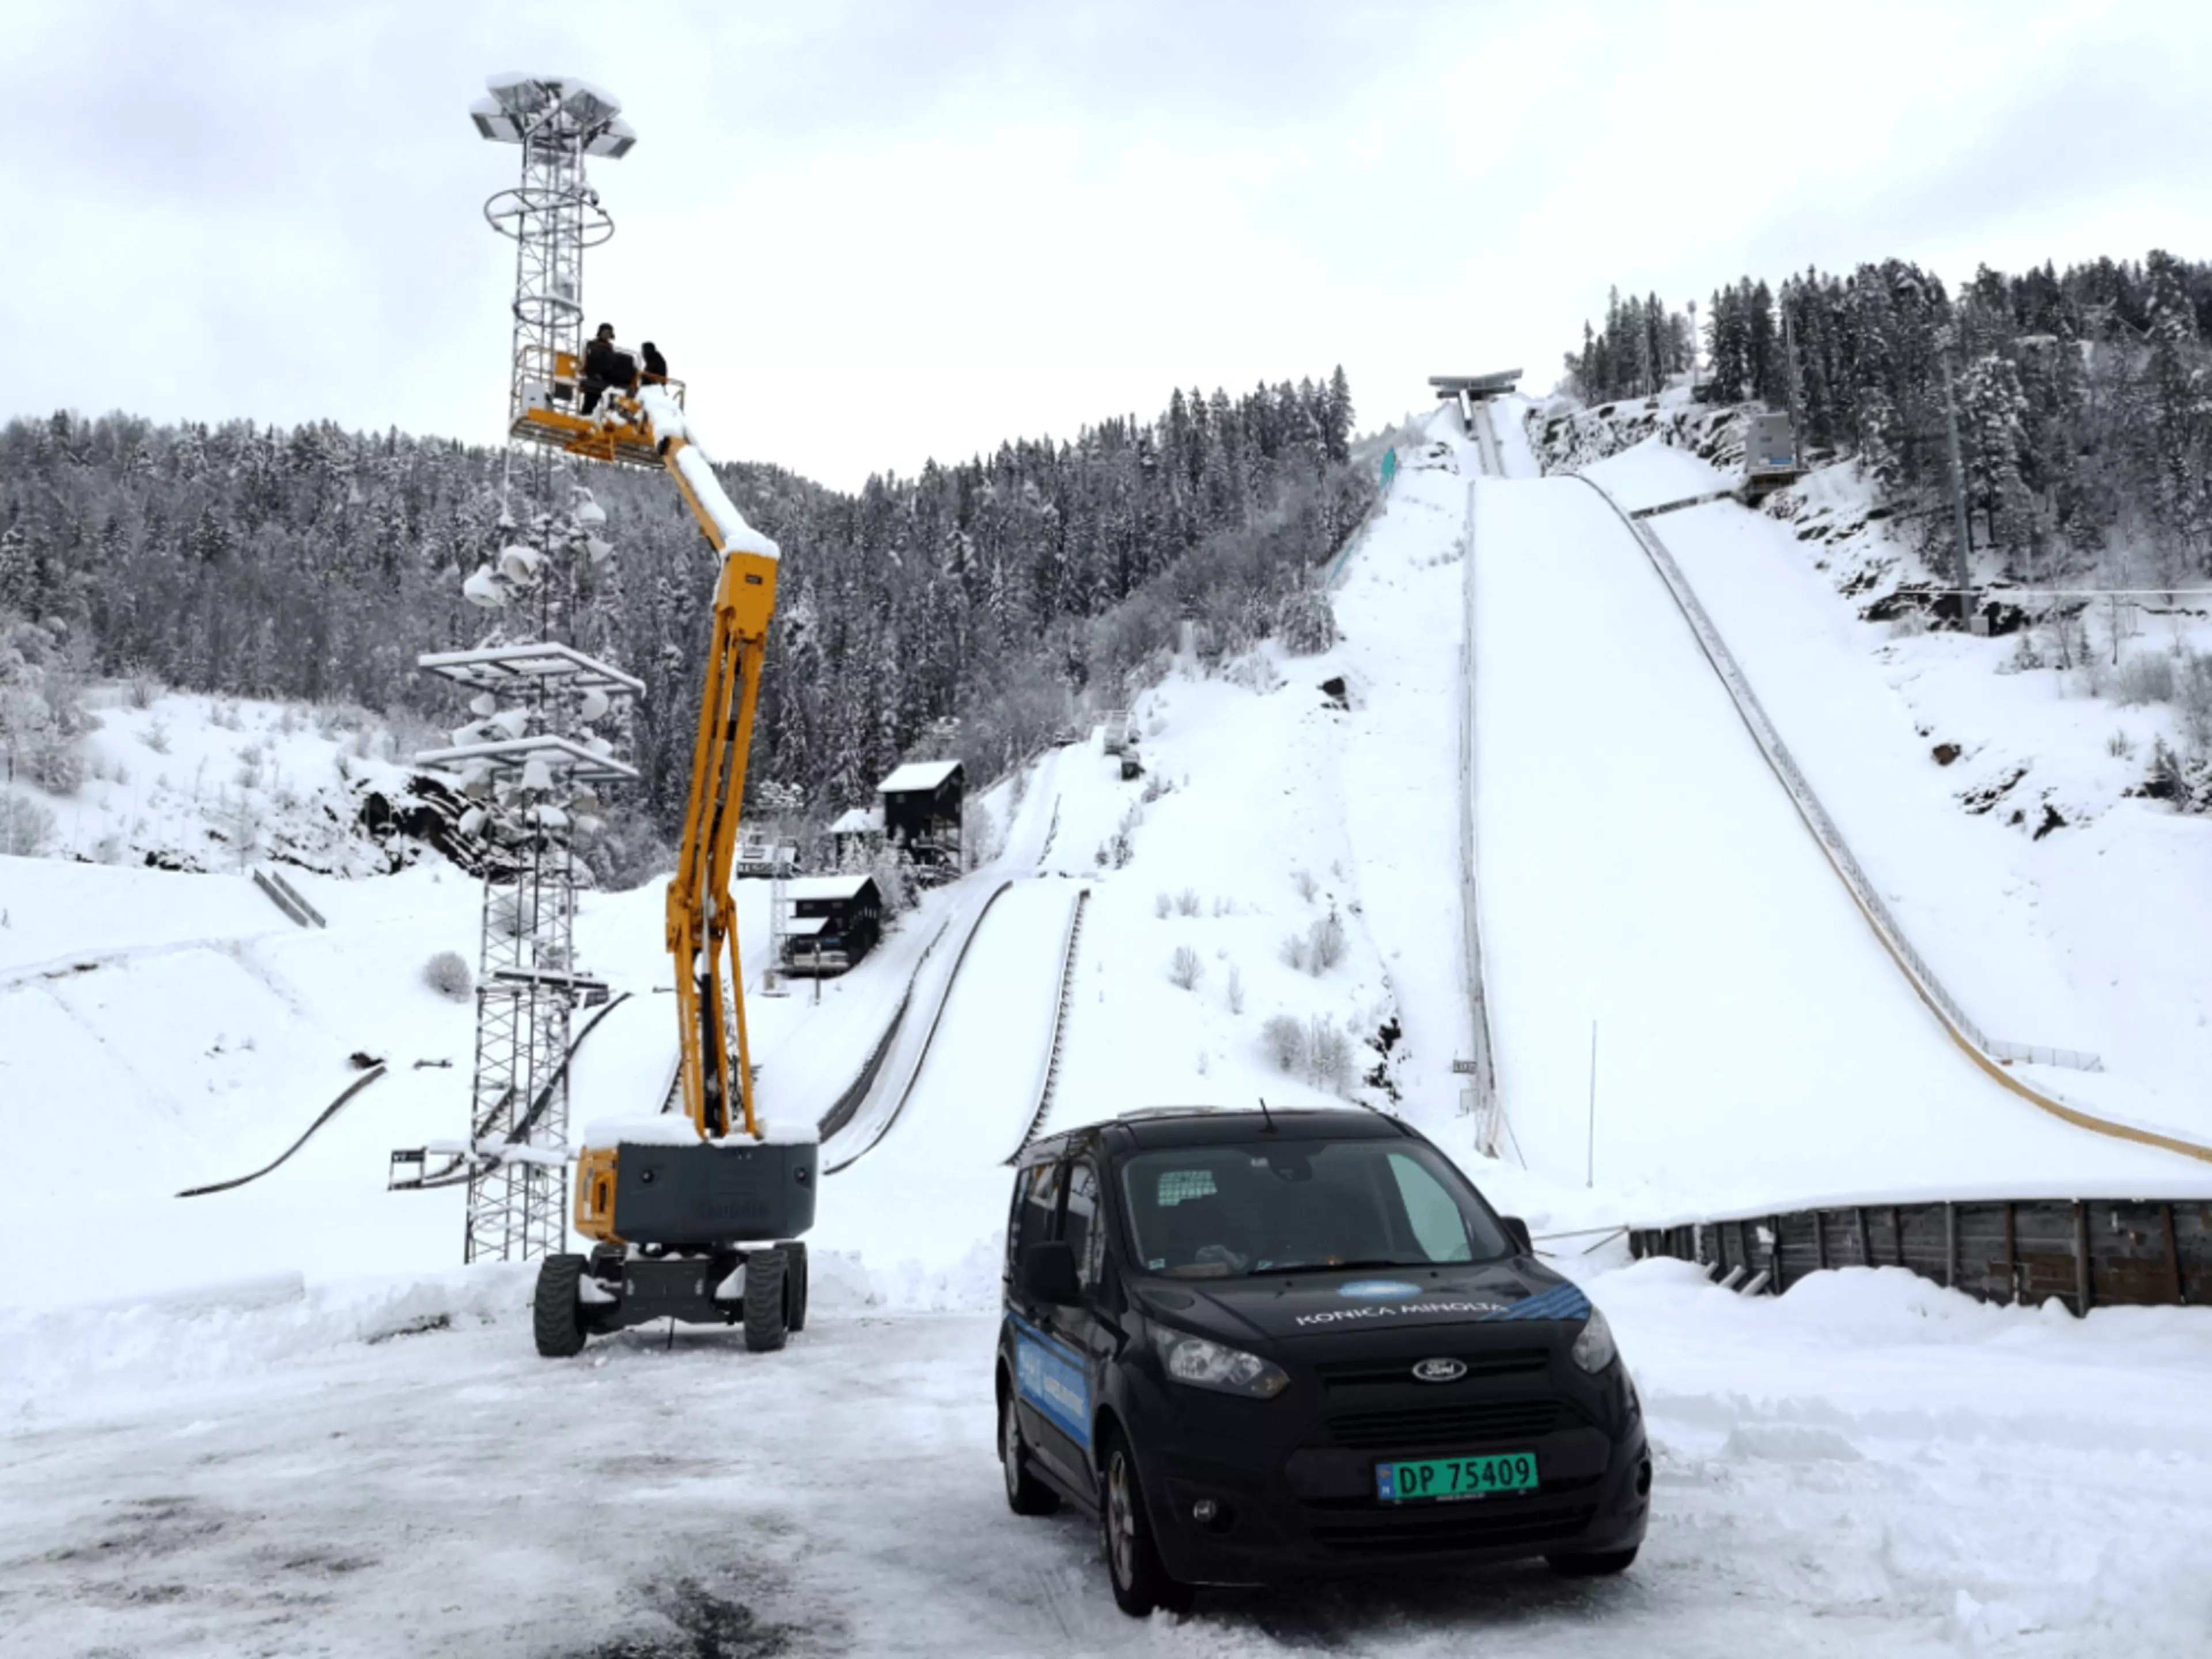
<box><xmin>1118</xmin><ymin>1139</ymin><xmax>1511</xmax><ymax>1279</ymax></box>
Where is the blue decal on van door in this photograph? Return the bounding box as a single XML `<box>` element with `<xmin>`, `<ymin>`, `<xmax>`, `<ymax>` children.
<box><xmin>1010</xmin><ymin>1316</ymin><xmax>1091</xmax><ymax>1449</ymax></box>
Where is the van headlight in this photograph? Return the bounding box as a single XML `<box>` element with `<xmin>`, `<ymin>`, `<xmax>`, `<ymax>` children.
<box><xmin>1570</xmin><ymin>1308</ymin><xmax>1618</xmax><ymax>1374</ymax></box>
<box><xmin>1151</xmin><ymin>1326</ymin><xmax>1290</xmax><ymax>1399</ymax></box>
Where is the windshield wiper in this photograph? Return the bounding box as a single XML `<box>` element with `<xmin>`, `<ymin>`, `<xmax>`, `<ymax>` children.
<box><xmin>1252</xmin><ymin>1257</ymin><xmax>1419</xmax><ymax>1277</ymax></box>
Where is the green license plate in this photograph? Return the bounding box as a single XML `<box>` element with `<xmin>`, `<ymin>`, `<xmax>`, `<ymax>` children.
<box><xmin>1375</xmin><ymin>1451</ymin><xmax>1539</xmax><ymax>1503</ymax></box>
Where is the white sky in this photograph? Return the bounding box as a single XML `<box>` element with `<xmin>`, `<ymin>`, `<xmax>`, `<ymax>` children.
<box><xmin>5</xmin><ymin>1</ymin><xmax>2210</xmax><ymax>492</ymax></box>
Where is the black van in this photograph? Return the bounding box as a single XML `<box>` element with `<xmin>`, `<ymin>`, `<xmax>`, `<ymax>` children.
<box><xmin>995</xmin><ymin>1107</ymin><xmax>1650</xmax><ymax>1616</ymax></box>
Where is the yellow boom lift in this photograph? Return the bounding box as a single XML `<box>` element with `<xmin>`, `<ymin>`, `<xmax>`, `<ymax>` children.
<box><xmin>521</xmin><ymin>361</ymin><xmax>817</xmax><ymax>1358</ymax></box>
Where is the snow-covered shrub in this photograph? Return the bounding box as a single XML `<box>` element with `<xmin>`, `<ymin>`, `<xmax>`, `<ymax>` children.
<box><xmin>1262</xmin><ymin>1013</ymin><xmax>1308</xmax><ymax>1073</ymax></box>
<box><xmin>28</xmin><ymin>733</ymin><xmax>84</xmax><ymax>796</ymax></box>
<box><xmin>1887</xmin><ymin>611</ymin><xmax>1929</xmax><ymax>639</ymax></box>
<box><xmin>1306</xmin><ymin>1016</ymin><xmax>1353</xmax><ymax>1092</ymax></box>
<box><xmin>126</xmin><ymin>666</ymin><xmax>165</xmax><ymax>709</ymax></box>
<box><xmin>1291</xmin><ymin>867</ymin><xmax>1319</xmax><ymax>902</ymax></box>
<box><xmin>1226</xmin><ymin>964</ymin><xmax>1245</xmax><ymax>1015</ymax></box>
<box><xmin>1154</xmin><ymin>891</ymin><xmax>1173</xmax><ymax>920</ymax></box>
<box><xmin>2115</xmin><ymin>649</ymin><xmax>2176</xmax><ymax>707</ymax></box>
<box><xmin>1168</xmin><ymin>946</ymin><xmax>1205</xmax><ymax>990</ymax></box>
<box><xmin>1276</xmin><ymin>588</ymin><xmax>1338</xmax><ymax>656</ymax></box>
<box><xmin>0</xmin><ymin>791</ymin><xmax>54</xmax><ymax>856</ymax></box>
<box><xmin>141</xmin><ymin>716</ymin><xmax>170</xmax><ymax>754</ymax></box>
<box><xmin>2108</xmin><ymin>730</ymin><xmax>2136</xmax><ymax>759</ymax></box>
<box><xmin>423</xmin><ymin>950</ymin><xmax>473</xmax><ymax>1002</ymax></box>
<box><xmin>2177</xmin><ymin>651</ymin><xmax>2212</xmax><ymax>753</ymax></box>
<box><xmin>1279</xmin><ymin>931</ymin><xmax>1310</xmax><ymax>972</ymax></box>
<box><xmin>1308</xmin><ymin>912</ymin><xmax>1347</xmax><ymax>973</ymax></box>
<box><xmin>1175</xmin><ymin>887</ymin><xmax>1200</xmax><ymax>917</ymax></box>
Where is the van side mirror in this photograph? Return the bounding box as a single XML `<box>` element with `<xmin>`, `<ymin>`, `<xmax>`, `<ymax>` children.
<box><xmin>1021</xmin><ymin>1241</ymin><xmax>1081</xmax><ymax>1305</ymax></box>
<box><xmin>1502</xmin><ymin>1216</ymin><xmax>1533</xmax><ymax>1257</ymax></box>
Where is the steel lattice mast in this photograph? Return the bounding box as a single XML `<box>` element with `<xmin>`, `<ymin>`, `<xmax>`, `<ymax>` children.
<box><xmin>387</xmin><ymin>77</ymin><xmax>641</xmax><ymax>1262</ymax></box>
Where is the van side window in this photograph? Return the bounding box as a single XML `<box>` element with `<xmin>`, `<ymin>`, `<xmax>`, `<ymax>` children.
<box><xmin>1008</xmin><ymin>1159</ymin><xmax>1063</xmax><ymax>1275</ymax></box>
<box><xmin>1065</xmin><ymin>1161</ymin><xmax>1104</xmax><ymax>1290</ymax></box>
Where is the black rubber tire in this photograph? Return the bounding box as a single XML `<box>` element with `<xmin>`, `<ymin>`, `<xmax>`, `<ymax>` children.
<box><xmin>780</xmin><ymin>1240</ymin><xmax>809</xmax><ymax>1334</ymax></box>
<box><xmin>743</xmin><ymin>1247</ymin><xmax>789</xmax><ymax>1354</ymax></box>
<box><xmin>532</xmin><ymin>1254</ymin><xmax>590</xmax><ymax>1358</ymax></box>
<box><xmin>1546</xmin><ymin>1545</ymin><xmax>1639</xmax><ymax>1577</ymax></box>
<box><xmin>998</xmin><ymin>1379</ymin><xmax>1059</xmax><ymax>1517</ymax></box>
<box><xmin>1100</xmin><ymin>1430</ymin><xmax>1192</xmax><ymax>1617</ymax></box>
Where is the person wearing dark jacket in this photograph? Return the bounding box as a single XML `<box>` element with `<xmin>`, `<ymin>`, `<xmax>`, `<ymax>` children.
<box><xmin>640</xmin><ymin>341</ymin><xmax>668</xmax><ymax>385</ymax></box>
<box><xmin>579</xmin><ymin>323</ymin><xmax>630</xmax><ymax>414</ymax></box>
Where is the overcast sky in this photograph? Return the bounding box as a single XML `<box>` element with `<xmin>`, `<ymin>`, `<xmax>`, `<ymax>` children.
<box><xmin>5</xmin><ymin>1</ymin><xmax>2209</xmax><ymax>491</ymax></box>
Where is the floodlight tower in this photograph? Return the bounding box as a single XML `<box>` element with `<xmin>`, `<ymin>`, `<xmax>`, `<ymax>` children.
<box><xmin>388</xmin><ymin>77</ymin><xmax>642</xmax><ymax>1264</ymax></box>
<box><xmin>470</xmin><ymin>74</ymin><xmax>633</xmax><ymax>471</ymax></box>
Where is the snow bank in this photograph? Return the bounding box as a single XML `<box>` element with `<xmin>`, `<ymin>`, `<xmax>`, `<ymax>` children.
<box><xmin>0</xmin><ymin>1263</ymin><xmax>533</xmax><ymax>1423</ymax></box>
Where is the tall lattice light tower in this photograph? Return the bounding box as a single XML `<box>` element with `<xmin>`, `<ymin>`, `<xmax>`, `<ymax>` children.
<box><xmin>389</xmin><ymin>76</ymin><xmax>642</xmax><ymax>1263</ymax></box>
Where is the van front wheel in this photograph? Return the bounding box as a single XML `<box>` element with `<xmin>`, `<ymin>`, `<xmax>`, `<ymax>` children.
<box><xmin>1100</xmin><ymin>1431</ymin><xmax>1191</xmax><ymax>1618</ymax></box>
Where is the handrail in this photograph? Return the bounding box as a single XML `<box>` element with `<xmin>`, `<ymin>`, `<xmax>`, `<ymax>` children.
<box><xmin>1006</xmin><ymin>885</ymin><xmax>1090</xmax><ymax>1163</ymax></box>
<box><xmin>1569</xmin><ymin>473</ymin><xmax>2212</xmax><ymax>1167</ymax></box>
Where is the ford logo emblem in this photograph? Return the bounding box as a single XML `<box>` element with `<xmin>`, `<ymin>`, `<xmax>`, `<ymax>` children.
<box><xmin>1412</xmin><ymin>1357</ymin><xmax>1467</xmax><ymax>1384</ymax></box>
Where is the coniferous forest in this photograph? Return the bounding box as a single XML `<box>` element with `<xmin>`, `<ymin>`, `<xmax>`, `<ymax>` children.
<box><xmin>1563</xmin><ymin>251</ymin><xmax>2212</xmax><ymax>592</ymax></box>
<box><xmin>0</xmin><ymin>370</ymin><xmax>1368</xmax><ymax>861</ymax></box>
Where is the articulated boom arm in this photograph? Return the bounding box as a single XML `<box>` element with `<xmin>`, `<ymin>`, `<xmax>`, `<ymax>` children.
<box><xmin>638</xmin><ymin>389</ymin><xmax>781</xmax><ymax>1142</ymax></box>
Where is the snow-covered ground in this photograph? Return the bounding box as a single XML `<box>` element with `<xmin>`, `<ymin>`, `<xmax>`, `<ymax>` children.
<box><xmin>5</xmin><ymin>1252</ymin><xmax>2207</xmax><ymax>1656</ymax></box>
<box><xmin>1466</xmin><ymin>439</ymin><xmax>2206</xmax><ymax>1217</ymax></box>
<box><xmin>8</xmin><ymin>401</ymin><xmax>2212</xmax><ymax>1653</ymax></box>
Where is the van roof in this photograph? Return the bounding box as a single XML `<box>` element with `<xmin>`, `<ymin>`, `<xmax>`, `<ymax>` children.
<box><xmin>1022</xmin><ymin>1106</ymin><xmax>1408</xmax><ymax>1164</ymax></box>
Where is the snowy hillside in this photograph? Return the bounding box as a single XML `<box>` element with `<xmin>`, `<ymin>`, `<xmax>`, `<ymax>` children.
<box><xmin>2</xmin><ymin>685</ymin><xmax>450</xmax><ymax>875</ymax></box>
<box><xmin>1525</xmin><ymin>395</ymin><xmax>2212</xmax><ymax>1157</ymax></box>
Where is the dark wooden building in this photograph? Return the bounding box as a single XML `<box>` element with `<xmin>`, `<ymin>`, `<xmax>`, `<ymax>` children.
<box><xmin>877</xmin><ymin>759</ymin><xmax>965</xmax><ymax>868</ymax></box>
<box><xmin>779</xmin><ymin>874</ymin><xmax>882</xmax><ymax>976</ymax></box>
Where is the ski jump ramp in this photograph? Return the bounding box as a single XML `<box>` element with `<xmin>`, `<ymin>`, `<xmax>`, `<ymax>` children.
<box><xmin>1467</xmin><ymin>474</ymin><xmax>2199</xmax><ymax>1214</ymax></box>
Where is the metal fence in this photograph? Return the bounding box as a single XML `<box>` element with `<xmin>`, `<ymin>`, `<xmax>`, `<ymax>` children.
<box><xmin>1632</xmin><ymin>1196</ymin><xmax>2211</xmax><ymax>1316</ymax></box>
<box><xmin>1457</xmin><ymin>411</ymin><xmax>1511</xmax><ymax>1161</ymax></box>
<box><xmin>1007</xmin><ymin>886</ymin><xmax>1091</xmax><ymax>1163</ymax></box>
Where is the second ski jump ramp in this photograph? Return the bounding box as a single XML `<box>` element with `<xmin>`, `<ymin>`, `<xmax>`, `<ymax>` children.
<box><xmin>1468</xmin><ymin>475</ymin><xmax>2198</xmax><ymax>1213</ymax></box>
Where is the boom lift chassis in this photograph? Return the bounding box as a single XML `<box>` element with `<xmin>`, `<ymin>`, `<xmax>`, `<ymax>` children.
<box><xmin>521</xmin><ymin>374</ymin><xmax>819</xmax><ymax>1358</ymax></box>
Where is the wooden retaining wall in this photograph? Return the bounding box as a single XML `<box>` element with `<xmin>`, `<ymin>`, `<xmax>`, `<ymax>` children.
<box><xmin>1630</xmin><ymin>1199</ymin><xmax>2212</xmax><ymax>1316</ymax></box>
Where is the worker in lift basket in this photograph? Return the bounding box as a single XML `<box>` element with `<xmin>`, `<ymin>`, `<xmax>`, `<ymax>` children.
<box><xmin>579</xmin><ymin>323</ymin><xmax>630</xmax><ymax>415</ymax></box>
<box><xmin>640</xmin><ymin>341</ymin><xmax>669</xmax><ymax>385</ymax></box>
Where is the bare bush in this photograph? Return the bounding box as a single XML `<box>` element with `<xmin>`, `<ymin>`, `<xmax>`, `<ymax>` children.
<box><xmin>2107</xmin><ymin>729</ymin><xmax>2135</xmax><ymax>759</ymax></box>
<box><xmin>1291</xmin><ymin>867</ymin><xmax>1319</xmax><ymax>903</ymax></box>
<box><xmin>1168</xmin><ymin>945</ymin><xmax>1205</xmax><ymax>990</ymax></box>
<box><xmin>1278</xmin><ymin>931</ymin><xmax>1310</xmax><ymax>972</ymax></box>
<box><xmin>1154</xmin><ymin>891</ymin><xmax>1173</xmax><ymax>919</ymax></box>
<box><xmin>0</xmin><ymin>791</ymin><xmax>55</xmax><ymax>857</ymax></box>
<box><xmin>423</xmin><ymin>950</ymin><xmax>474</xmax><ymax>1002</ymax></box>
<box><xmin>141</xmin><ymin>716</ymin><xmax>171</xmax><ymax>754</ymax></box>
<box><xmin>1262</xmin><ymin>1013</ymin><xmax>1308</xmax><ymax>1073</ymax></box>
<box><xmin>2115</xmin><ymin>649</ymin><xmax>2176</xmax><ymax>707</ymax></box>
<box><xmin>126</xmin><ymin>667</ymin><xmax>165</xmax><ymax>709</ymax></box>
<box><xmin>1306</xmin><ymin>1016</ymin><xmax>1353</xmax><ymax>1092</ymax></box>
<box><xmin>1226</xmin><ymin>964</ymin><xmax>1245</xmax><ymax>1014</ymax></box>
<box><xmin>1175</xmin><ymin>887</ymin><xmax>1200</xmax><ymax>917</ymax></box>
<box><xmin>1308</xmin><ymin>912</ymin><xmax>1347</xmax><ymax>973</ymax></box>
<box><xmin>2179</xmin><ymin>651</ymin><xmax>2212</xmax><ymax>753</ymax></box>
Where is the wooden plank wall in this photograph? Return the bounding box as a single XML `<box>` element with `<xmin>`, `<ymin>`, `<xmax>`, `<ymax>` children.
<box><xmin>1631</xmin><ymin>1199</ymin><xmax>2211</xmax><ymax>1315</ymax></box>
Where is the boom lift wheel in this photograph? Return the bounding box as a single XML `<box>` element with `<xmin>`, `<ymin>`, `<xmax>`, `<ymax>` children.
<box><xmin>779</xmin><ymin>1240</ymin><xmax>810</xmax><ymax>1333</ymax></box>
<box><xmin>743</xmin><ymin>1245</ymin><xmax>789</xmax><ymax>1353</ymax></box>
<box><xmin>533</xmin><ymin>1253</ymin><xmax>590</xmax><ymax>1358</ymax></box>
